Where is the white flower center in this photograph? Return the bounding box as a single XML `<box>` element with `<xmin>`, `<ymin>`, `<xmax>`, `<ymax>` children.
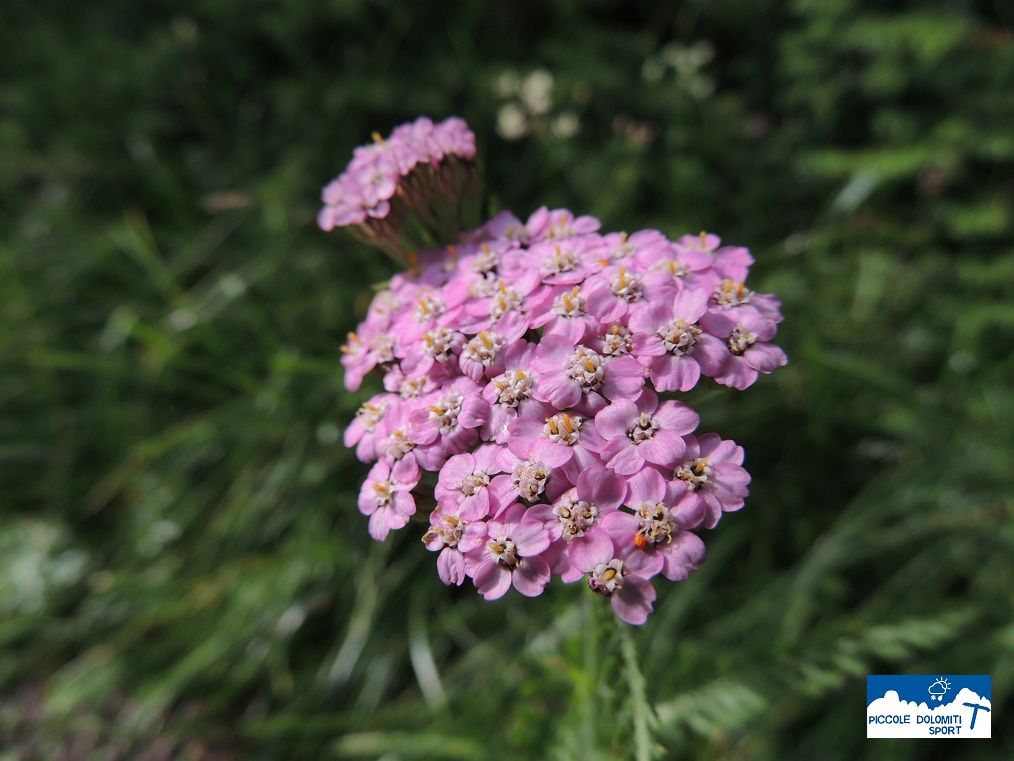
<box><xmin>488</xmin><ymin>535</ymin><xmax>521</xmax><ymax>569</ymax></box>
<box><xmin>512</xmin><ymin>459</ymin><xmax>551</xmax><ymax>501</ymax></box>
<box><xmin>601</xmin><ymin>324</ymin><xmax>633</xmax><ymax>356</ymax></box>
<box><xmin>427</xmin><ymin>392</ymin><xmax>464</xmax><ymax>435</ymax></box>
<box><xmin>355</xmin><ymin>401</ymin><xmax>387</xmax><ymax>431</ymax></box>
<box><xmin>714</xmin><ymin>279</ymin><xmax>753</xmax><ymax>307</ymax></box>
<box><xmin>423</xmin><ymin>328</ymin><xmax>460</xmax><ymax>362</ymax></box>
<box><xmin>490</xmin><ymin>282</ymin><xmax>524</xmax><ymax>320</ymax></box>
<box><xmin>543</xmin><ymin>413</ymin><xmax>583</xmax><ymax>446</ymax></box>
<box><xmin>553</xmin><ymin>496</ymin><xmax>599</xmax><ymax>539</ymax></box>
<box><xmin>543</xmin><ymin>244</ymin><xmax>580</xmax><ymax>275</ymax></box>
<box><xmin>727</xmin><ymin>326</ymin><xmax>757</xmax><ymax>355</ymax></box>
<box><xmin>589</xmin><ymin>559</ymin><xmax>624</xmax><ymax>596</ymax></box>
<box><xmin>566</xmin><ymin>346</ymin><xmax>605</xmax><ymax>391</ymax></box>
<box><xmin>658</xmin><ymin>318</ymin><xmax>702</xmax><ymax>356</ymax></box>
<box><xmin>462</xmin><ymin>331</ymin><xmax>505</xmax><ymax>366</ymax></box>
<box><xmin>610</xmin><ymin>267</ymin><xmax>643</xmax><ymax>302</ymax></box>
<box><xmin>423</xmin><ymin>514</ymin><xmax>464</xmax><ymax>549</ymax></box>
<box><xmin>635</xmin><ymin>502</ymin><xmax>676</xmax><ymax>545</ymax></box>
<box><xmin>676</xmin><ymin>458</ymin><xmax>712</xmax><ymax>491</ymax></box>
<box><xmin>413</xmin><ymin>292</ymin><xmax>446</xmax><ymax>322</ymax></box>
<box><xmin>493</xmin><ymin>368</ymin><xmax>533</xmax><ymax>407</ymax></box>
<box><xmin>382</xmin><ymin>428</ymin><xmax>415</xmax><ymax>461</ymax></box>
<box><xmin>627</xmin><ymin>411</ymin><xmax>661</xmax><ymax>444</ymax></box>
<box><xmin>551</xmin><ymin>286</ymin><xmax>586</xmax><ymax>318</ymax></box>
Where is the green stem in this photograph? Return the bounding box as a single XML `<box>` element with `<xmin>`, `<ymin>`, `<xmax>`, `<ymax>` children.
<box><xmin>619</xmin><ymin>622</ymin><xmax>656</xmax><ymax>761</ymax></box>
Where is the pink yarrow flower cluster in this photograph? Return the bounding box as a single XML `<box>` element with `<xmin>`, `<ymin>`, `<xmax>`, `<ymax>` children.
<box><xmin>318</xmin><ymin>116</ymin><xmax>481</xmax><ymax>266</ymax></box>
<box><xmin>329</xmin><ymin>119</ymin><xmax>787</xmax><ymax>625</ymax></box>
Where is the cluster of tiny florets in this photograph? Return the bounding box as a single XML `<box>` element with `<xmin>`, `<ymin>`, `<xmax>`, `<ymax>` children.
<box><xmin>318</xmin><ymin>117</ymin><xmax>480</xmax><ymax>266</ymax></box>
<box><xmin>326</xmin><ymin>118</ymin><xmax>786</xmax><ymax>624</ymax></box>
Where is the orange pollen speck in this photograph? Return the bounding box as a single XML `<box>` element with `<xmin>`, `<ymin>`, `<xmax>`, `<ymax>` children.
<box><xmin>348</xmin><ymin>332</ymin><xmax>362</xmax><ymax>343</ymax></box>
<box><xmin>599</xmin><ymin>258</ymin><xmax>610</xmax><ymax>267</ymax></box>
<box><xmin>372</xmin><ymin>132</ymin><xmax>384</xmax><ymax>144</ymax></box>
<box><xmin>634</xmin><ymin>534</ymin><xmax>649</xmax><ymax>549</ymax></box>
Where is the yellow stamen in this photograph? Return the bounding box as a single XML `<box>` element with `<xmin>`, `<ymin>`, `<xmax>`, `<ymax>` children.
<box><xmin>583</xmin><ymin>358</ymin><xmax>596</xmax><ymax>372</ymax></box>
<box><xmin>499</xmin><ymin>280</ymin><xmax>508</xmax><ymax>294</ymax></box>
<box><xmin>479</xmin><ymin>332</ymin><xmax>493</xmax><ymax>348</ymax></box>
<box><xmin>372</xmin><ymin>132</ymin><xmax>384</xmax><ymax>144</ymax></box>
<box><xmin>547</xmin><ymin>418</ymin><xmax>559</xmax><ymax>435</ymax></box>
<box><xmin>516</xmin><ymin>369</ymin><xmax>526</xmax><ymax>379</ymax></box>
<box><xmin>563</xmin><ymin>292</ymin><xmax>573</xmax><ymax>311</ymax></box>
<box><xmin>347</xmin><ymin>332</ymin><xmax>362</xmax><ymax>343</ymax></box>
<box><xmin>619</xmin><ymin>267</ymin><xmax>627</xmax><ymax>288</ymax></box>
<box><xmin>620</xmin><ymin>232</ymin><xmax>628</xmax><ymax>244</ymax></box>
<box><xmin>700</xmin><ymin>231</ymin><xmax>708</xmax><ymax>249</ymax></box>
<box><xmin>563</xmin><ymin>414</ymin><xmax>574</xmax><ymax>434</ymax></box>
<box><xmin>694</xmin><ymin>459</ymin><xmax>709</xmax><ymax>474</ymax></box>
<box><xmin>447</xmin><ymin>244</ymin><xmax>458</xmax><ymax>259</ymax></box>
<box><xmin>428</xmin><ymin>405</ymin><xmax>443</xmax><ymax>415</ymax></box>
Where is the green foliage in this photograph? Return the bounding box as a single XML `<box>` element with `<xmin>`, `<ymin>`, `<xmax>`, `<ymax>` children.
<box><xmin>2</xmin><ymin>0</ymin><xmax>1013</xmax><ymax>759</ymax></box>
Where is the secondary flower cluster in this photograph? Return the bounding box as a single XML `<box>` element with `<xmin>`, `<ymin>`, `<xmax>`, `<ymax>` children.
<box><xmin>338</xmin><ymin>202</ymin><xmax>787</xmax><ymax>624</ymax></box>
<box><xmin>318</xmin><ymin>117</ymin><xmax>481</xmax><ymax>266</ymax></box>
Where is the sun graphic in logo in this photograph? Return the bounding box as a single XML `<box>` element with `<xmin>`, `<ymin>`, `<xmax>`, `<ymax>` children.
<box><xmin>928</xmin><ymin>677</ymin><xmax>951</xmax><ymax>701</ymax></box>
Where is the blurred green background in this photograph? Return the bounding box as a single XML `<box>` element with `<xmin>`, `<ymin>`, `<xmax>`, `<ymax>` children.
<box><xmin>2</xmin><ymin>0</ymin><xmax>1013</xmax><ymax>759</ymax></box>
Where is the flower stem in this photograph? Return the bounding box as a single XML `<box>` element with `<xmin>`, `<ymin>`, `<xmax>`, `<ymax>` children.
<box><xmin>619</xmin><ymin>621</ymin><xmax>656</xmax><ymax>761</ymax></box>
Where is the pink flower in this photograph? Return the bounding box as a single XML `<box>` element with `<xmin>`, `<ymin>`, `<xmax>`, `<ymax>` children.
<box><xmin>423</xmin><ymin>508</ymin><xmax>486</xmax><ymax>586</ymax></box>
<box><xmin>699</xmin><ymin>309</ymin><xmax>787</xmax><ymax>390</ymax></box>
<box><xmin>592</xmin><ymin>390</ymin><xmax>699</xmax><ymax>475</ymax></box>
<box><xmin>358</xmin><ymin>457</ymin><xmax>420</xmax><ymax>540</ymax></box>
<box><xmin>531</xmin><ymin>336</ymin><xmax>646</xmax><ymax>415</ymax></box>
<box><xmin>628</xmin><ymin>286</ymin><xmax>727</xmax><ymax>392</ymax></box>
<box><xmin>464</xmin><ymin>504</ymin><xmax>552</xmax><ymax>599</ymax></box>
<box><xmin>434</xmin><ymin>445</ymin><xmax>504</xmax><ymax>519</ymax></box>
<box><xmin>600</xmin><ymin>468</ymin><xmax>707</xmax><ymax>581</ymax></box>
<box><xmin>572</xmin><ymin>531</ymin><xmax>660</xmax><ymax>625</ymax></box>
<box><xmin>669</xmin><ymin>433</ymin><xmax>751</xmax><ymax>529</ymax></box>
